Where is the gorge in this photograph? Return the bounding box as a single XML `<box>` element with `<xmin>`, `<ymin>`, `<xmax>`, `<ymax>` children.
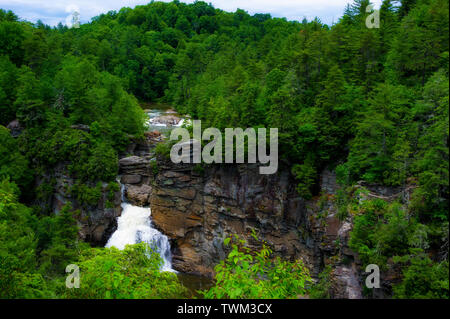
<box><xmin>104</xmin><ymin>110</ymin><xmax>413</xmax><ymax>298</ymax></box>
<box><xmin>33</xmin><ymin>107</ymin><xmax>419</xmax><ymax>299</ymax></box>
<box><xmin>1</xmin><ymin>0</ymin><xmax>447</xmax><ymax>300</ymax></box>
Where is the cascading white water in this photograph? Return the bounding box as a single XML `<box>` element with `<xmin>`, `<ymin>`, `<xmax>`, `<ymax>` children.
<box><xmin>105</xmin><ymin>184</ymin><xmax>175</xmax><ymax>272</ymax></box>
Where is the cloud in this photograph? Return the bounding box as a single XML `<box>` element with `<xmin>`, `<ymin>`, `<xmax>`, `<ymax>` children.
<box><xmin>0</xmin><ymin>0</ymin><xmax>383</xmax><ymax>26</ymax></box>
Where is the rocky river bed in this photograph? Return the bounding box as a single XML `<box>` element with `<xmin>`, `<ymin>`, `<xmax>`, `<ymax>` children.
<box><xmin>143</xmin><ymin>106</ymin><xmax>190</xmax><ymax>136</ymax></box>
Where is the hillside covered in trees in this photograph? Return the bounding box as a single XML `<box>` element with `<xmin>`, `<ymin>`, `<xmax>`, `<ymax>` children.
<box><xmin>0</xmin><ymin>0</ymin><xmax>448</xmax><ymax>299</ymax></box>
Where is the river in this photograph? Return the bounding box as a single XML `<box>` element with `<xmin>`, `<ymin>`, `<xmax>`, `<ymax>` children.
<box><xmin>105</xmin><ymin>183</ymin><xmax>174</xmax><ymax>272</ymax></box>
<box><xmin>105</xmin><ymin>106</ymin><xmax>211</xmax><ymax>297</ymax></box>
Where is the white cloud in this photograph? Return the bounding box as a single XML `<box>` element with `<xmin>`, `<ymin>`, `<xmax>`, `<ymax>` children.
<box><xmin>0</xmin><ymin>0</ymin><xmax>383</xmax><ymax>26</ymax></box>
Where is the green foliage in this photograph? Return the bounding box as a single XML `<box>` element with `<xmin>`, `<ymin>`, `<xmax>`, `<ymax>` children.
<box><xmin>0</xmin><ymin>55</ymin><xmax>18</xmax><ymax>125</ymax></box>
<box><xmin>0</xmin><ymin>125</ymin><xmax>31</xmax><ymax>189</ymax></box>
<box><xmin>149</xmin><ymin>160</ymin><xmax>159</xmax><ymax>175</ymax></box>
<box><xmin>348</xmin><ymin>198</ymin><xmax>416</xmax><ymax>268</ymax></box>
<box><xmin>292</xmin><ymin>156</ymin><xmax>317</xmax><ymax>199</ymax></box>
<box><xmin>309</xmin><ymin>265</ymin><xmax>333</xmax><ymax>299</ymax></box>
<box><xmin>201</xmin><ymin>235</ymin><xmax>312</xmax><ymax>299</ymax></box>
<box><xmin>386</xmin><ymin>0</ymin><xmax>449</xmax><ymax>86</ymax></box>
<box><xmin>107</xmin><ymin>181</ymin><xmax>120</xmax><ymax>201</ymax></box>
<box><xmin>155</xmin><ymin>141</ymin><xmax>173</xmax><ymax>159</ymax></box>
<box><xmin>393</xmin><ymin>253</ymin><xmax>449</xmax><ymax>299</ymax></box>
<box><xmin>0</xmin><ymin>10</ymin><xmax>26</xmax><ymax>65</ymax></box>
<box><xmin>14</xmin><ymin>66</ymin><xmax>46</xmax><ymax>127</ymax></box>
<box><xmin>69</xmin><ymin>182</ymin><xmax>102</xmax><ymax>206</ymax></box>
<box><xmin>346</xmin><ymin>83</ymin><xmax>413</xmax><ymax>185</ymax></box>
<box><xmin>0</xmin><ymin>179</ymin><xmax>51</xmax><ymax>298</ymax></box>
<box><xmin>22</xmin><ymin>122</ymin><xmax>120</xmax><ymax>183</ymax></box>
<box><xmin>63</xmin><ymin>243</ymin><xmax>187</xmax><ymax>299</ymax></box>
<box><xmin>335</xmin><ymin>188</ymin><xmax>351</xmax><ymax>221</ymax></box>
<box><xmin>344</xmin><ymin>188</ymin><xmax>450</xmax><ymax>298</ymax></box>
<box><xmin>83</xmin><ymin>142</ymin><xmax>118</xmax><ymax>182</ymax></box>
<box><xmin>410</xmin><ymin>70</ymin><xmax>449</xmax><ymax>221</ymax></box>
<box><xmin>39</xmin><ymin>204</ymin><xmax>80</xmax><ymax>276</ymax></box>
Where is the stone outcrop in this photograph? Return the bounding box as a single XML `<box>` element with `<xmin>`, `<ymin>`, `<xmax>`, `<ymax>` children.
<box><xmin>120</xmin><ymin>174</ymin><xmax>142</xmax><ymax>184</ymax></box>
<box><xmin>119</xmin><ymin>156</ymin><xmax>148</xmax><ymax>172</ymax></box>
<box><xmin>150</xmin><ymin>115</ymin><xmax>182</xmax><ymax>126</ymax></box>
<box><xmin>149</xmin><ymin>161</ymin><xmax>359</xmax><ymax>282</ymax></box>
<box><xmin>125</xmin><ymin>184</ymin><xmax>152</xmax><ymax>206</ymax></box>
<box><xmin>6</xmin><ymin>119</ymin><xmax>22</xmax><ymax>137</ymax></box>
<box><xmin>119</xmin><ymin>149</ymin><xmax>362</xmax><ymax>296</ymax></box>
<box><xmin>36</xmin><ymin>164</ymin><xmax>122</xmax><ymax>246</ymax></box>
<box><xmin>331</xmin><ymin>264</ymin><xmax>363</xmax><ymax>299</ymax></box>
<box><xmin>117</xmin><ymin>138</ymin><xmax>415</xmax><ymax>298</ymax></box>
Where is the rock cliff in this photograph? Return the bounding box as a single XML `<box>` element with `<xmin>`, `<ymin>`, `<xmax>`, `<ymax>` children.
<box><xmin>35</xmin><ymin>163</ymin><xmax>122</xmax><ymax>246</ymax></box>
<box><xmin>37</xmin><ymin>132</ymin><xmax>410</xmax><ymax>298</ymax></box>
<box><xmin>118</xmin><ymin>138</ymin><xmax>369</xmax><ymax>298</ymax></box>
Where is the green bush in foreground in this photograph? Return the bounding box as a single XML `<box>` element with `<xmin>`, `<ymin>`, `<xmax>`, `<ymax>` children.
<box><xmin>63</xmin><ymin>243</ymin><xmax>187</xmax><ymax>299</ymax></box>
<box><xmin>201</xmin><ymin>235</ymin><xmax>312</xmax><ymax>299</ymax></box>
<box><xmin>0</xmin><ymin>179</ymin><xmax>52</xmax><ymax>298</ymax></box>
<box><xmin>393</xmin><ymin>253</ymin><xmax>449</xmax><ymax>299</ymax></box>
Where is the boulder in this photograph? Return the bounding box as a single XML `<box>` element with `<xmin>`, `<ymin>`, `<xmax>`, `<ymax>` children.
<box><xmin>121</xmin><ymin>174</ymin><xmax>142</xmax><ymax>184</ymax></box>
<box><xmin>119</xmin><ymin>156</ymin><xmax>147</xmax><ymax>167</ymax></box>
<box><xmin>119</xmin><ymin>156</ymin><xmax>150</xmax><ymax>175</ymax></box>
<box><xmin>145</xmin><ymin>130</ymin><xmax>162</xmax><ymax>138</ymax></box>
<box><xmin>125</xmin><ymin>184</ymin><xmax>152</xmax><ymax>206</ymax></box>
<box><xmin>150</xmin><ymin>115</ymin><xmax>181</xmax><ymax>126</ymax></box>
<box><xmin>6</xmin><ymin>119</ymin><xmax>22</xmax><ymax>137</ymax></box>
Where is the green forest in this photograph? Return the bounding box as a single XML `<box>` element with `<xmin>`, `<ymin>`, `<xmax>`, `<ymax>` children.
<box><xmin>0</xmin><ymin>0</ymin><xmax>448</xmax><ymax>299</ymax></box>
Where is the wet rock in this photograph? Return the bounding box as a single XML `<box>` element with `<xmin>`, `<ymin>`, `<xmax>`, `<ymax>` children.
<box><xmin>320</xmin><ymin>169</ymin><xmax>338</xmax><ymax>195</ymax></box>
<box><xmin>119</xmin><ymin>156</ymin><xmax>150</xmax><ymax>176</ymax></box>
<box><xmin>147</xmin><ymin>160</ymin><xmax>306</xmax><ymax>275</ymax></box>
<box><xmin>144</xmin><ymin>131</ymin><xmax>163</xmax><ymax>144</ymax></box>
<box><xmin>125</xmin><ymin>184</ymin><xmax>152</xmax><ymax>206</ymax></box>
<box><xmin>145</xmin><ymin>130</ymin><xmax>162</xmax><ymax>138</ymax></box>
<box><xmin>150</xmin><ymin>115</ymin><xmax>181</xmax><ymax>126</ymax></box>
<box><xmin>121</xmin><ymin>174</ymin><xmax>142</xmax><ymax>184</ymax></box>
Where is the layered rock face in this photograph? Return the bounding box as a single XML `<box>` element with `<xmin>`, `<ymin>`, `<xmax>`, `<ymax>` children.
<box><xmin>36</xmin><ymin>164</ymin><xmax>122</xmax><ymax>246</ymax></box>
<box><xmin>117</xmin><ymin>134</ymin><xmax>417</xmax><ymax>298</ymax></box>
<box><xmin>150</xmin><ymin>162</ymin><xmax>308</xmax><ymax>277</ymax></box>
<box><xmin>118</xmin><ymin>142</ymin><xmax>365</xmax><ymax>297</ymax></box>
<box><xmin>33</xmin><ymin>130</ymin><xmax>410</xmax><ymax>298</ymax></box>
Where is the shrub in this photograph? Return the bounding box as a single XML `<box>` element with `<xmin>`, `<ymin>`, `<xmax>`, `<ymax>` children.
<box><xmin>155</xmin><ymin>141</ymin><xmax>172</xmax><ymax>159</ymax></box>
<box><xmin>63</xmin><ymin>243</ymin><xmax>187</xmax><ymax>299</ymax></box>
<box><xmin>201</xmin><ymin>235</ymin><xmax>312</xmax><ymax>299</ymax></box>
<box><xmin>393</xmin><ymin>253</ymin><xmax>449</xmax><ymax>299</ymax></box>
<box><xmin>309</xmin><ymin>265</ymin><xmax>333</xmax><ymax>299</ymax></box>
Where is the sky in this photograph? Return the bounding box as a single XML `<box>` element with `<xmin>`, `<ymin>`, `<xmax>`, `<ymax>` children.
<box><xmin>0</xmin><ymin>0</ymin><xmax>383</xmax><ymax>26</ymax></box>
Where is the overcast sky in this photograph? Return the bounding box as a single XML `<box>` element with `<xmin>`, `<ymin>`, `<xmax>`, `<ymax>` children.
<box><xmin>0</xmin><ymin>0</ymin><xmax>383</xmax><ymax>26</ymax></box>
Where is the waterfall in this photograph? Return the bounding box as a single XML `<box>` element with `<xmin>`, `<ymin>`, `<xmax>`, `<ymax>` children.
<box><xmin>105</xmin><ymin>183</ymin><xmax>175</xmax><ymax>272</ymax></box>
